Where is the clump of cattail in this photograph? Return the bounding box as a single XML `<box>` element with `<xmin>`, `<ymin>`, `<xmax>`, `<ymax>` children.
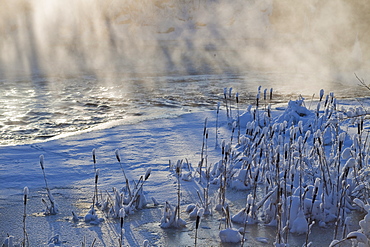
<box><xmin>160</xmin><ymin>201</ymin><xmax>186</xmax><ymax>228</ymax></box>
<box><xmin>126</xmin><ymin>168</ymin><xmax>151</xmax><ymax>211</ymax></box>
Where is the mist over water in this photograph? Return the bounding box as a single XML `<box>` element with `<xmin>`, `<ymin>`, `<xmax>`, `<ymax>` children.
<box><xmin>1</xmin><ymin>0</ymin><xmax>368</xmax><ymax>77</ymax></box>
<box><xmin>0</xmin><ymin>0</ymin><xmax>369</xmax><ymax>145</ymax></box>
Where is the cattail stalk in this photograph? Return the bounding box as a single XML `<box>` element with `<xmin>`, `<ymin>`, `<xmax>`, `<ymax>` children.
<box><xmin>115</xmin><ymin>149</ymin><xmax>131</xmax><ymax>198</ymax></box>
<box><xmin>215</xmin><ymin>102</ymin><xmax>220</xmax><ymax>148</ymax></box>
<box><xmin>40</xmin><ymin>155</ymin><xmax>57</xmax><ymax>214</ymax></box>
<box><xmin>23</xmin><ymin>187</ymin><xmax>29</xmax><ymax>247</ymax></box>
<box><xmin>40</xmin><ymin>155</ymin><xmax>49</xmax><ymax>190</ymax></box>
<box><xmin>228</xmin><ymin>87</ymin><xmax>233</xmax><ymax>120</ymax></box>
<box><xmin>199</xmin><ymin>118</ymin><xmax>207</xmax><ymax>183</ymax></box>
<box><xmin>94</xmin><ymin>169</ymin><xmax>100</xmax><ymax>207</ymax></box>
<box><xmin>194</xmin><ymin>208</ymin><xmax>204</xmax><ymax>247</ymax></box>
<box><xmin>176</xmin><ymin>164</ymin><xmax>181</xmax><ymax>220</ymax></box>
<box><xmin>119</xmin><ymin>208</ymin><xmax>125</xmax><ymax>247</ymax></box>
<box><xmin>127</xmin><ymin>168</ymin><xmax>151</xmax><ymax>208</ymax></box>
<box><xmin>236</xmin><ymin>93</ymin><xmax>241</xmax><ymax>144</ymax></box>
<box><xmin>223</xmin><ymin>88</ymin><xmax>229</xmax><ymax>119</ymax></box>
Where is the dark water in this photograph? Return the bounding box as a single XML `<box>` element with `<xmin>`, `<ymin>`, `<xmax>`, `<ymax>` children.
<box><xmin>0</xmin><ymin>71</ymin><xmax>365</xmax><ymax>146</ymax></box>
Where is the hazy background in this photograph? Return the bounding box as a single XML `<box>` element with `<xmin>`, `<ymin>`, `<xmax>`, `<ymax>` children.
<box><xmin>0</xmin><ymin>0</ymin><xmax>368</xmax><ymax>82</ymax></box>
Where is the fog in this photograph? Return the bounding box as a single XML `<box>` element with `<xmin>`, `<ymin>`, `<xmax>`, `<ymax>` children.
<box><xmin>0</xmin><ymin>0</ymin><xmax>368</xmax><ymax>85</ymax></box>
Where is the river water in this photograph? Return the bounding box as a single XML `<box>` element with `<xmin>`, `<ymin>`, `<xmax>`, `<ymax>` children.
<box><xmin>0</xmin><ymin>70</ymin><xmax>366</xmax><ymax>146</ymax></box>
<box><xmin>1</xmin><ymin>0</ymin><xmax>368</xmax><ymax>146</ymax></box>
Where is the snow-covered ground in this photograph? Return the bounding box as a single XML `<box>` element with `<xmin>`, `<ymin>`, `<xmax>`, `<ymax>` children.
<box><xmin>2</xmin><ymin>88</ymin><xmax>370</xmax><ymax>246</ymax></box>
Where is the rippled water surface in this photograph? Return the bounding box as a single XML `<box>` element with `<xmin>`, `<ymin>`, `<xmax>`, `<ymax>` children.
<box><xmin>0</xmin><ymin>71</ymin><xmax>366</xmax><ymax>145</ymax></box>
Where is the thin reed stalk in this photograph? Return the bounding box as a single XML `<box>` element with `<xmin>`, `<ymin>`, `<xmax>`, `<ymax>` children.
<box><xmin>115</xmin><ymin>149</ymin><xmax>130</xmax><ymax>197</ymax></box>
<box><xmin>22</xmin><ymin>187</ymin><xmax>29</xmax><ymax>247</ymax></box>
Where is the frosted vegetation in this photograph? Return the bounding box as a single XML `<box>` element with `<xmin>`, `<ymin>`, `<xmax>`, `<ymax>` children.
<box><xmin>3</xmin><ymin>86</ymin><xmax>370</xmax><ymax>246</ymax></box>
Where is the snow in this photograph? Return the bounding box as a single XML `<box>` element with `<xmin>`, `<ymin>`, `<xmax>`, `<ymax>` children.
<box><xmin>219</xmin><ymin>228</ymin><xmax>242</xmax><ymax>243</ymax></box>
<box><xmin>2</xmin><ymin>90</ymin><xmax>370</xmax><ymax>246</ymax></box>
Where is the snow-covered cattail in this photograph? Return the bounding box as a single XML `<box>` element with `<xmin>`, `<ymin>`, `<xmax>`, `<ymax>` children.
<box><xmin>119</xmin><ymin>207</ymin><xmax>126</xmax><ymax>220</ymax></box>
<box><xmin>298</xmin><ymin>121</ymin><xmax>303</xmax><ymax>134</ymax></box>
<box><xmin>143</xmin><ymin>240</ymin><xmax>149</xmax><ymax>247</ymax></box>
<box><xmin>195</xmin><ymin>208</ymin><xmax>205</xmax><ymax>246</ymax></box>
<box><xmin>343</xmin><ymin>158</ymin><xmax>356</xmax><ymax>170</ymax></box>
<box><xmin>341</xmin><ymin>147</ymin><xmax>352</xmax><ymax>160</ymax></box>
<box><xmin>304</xmin><ymin>130</ymin><xmax>311</xmax><ymax>143</ymax></box>
<box><xmin>247</xmin><ymin>193</ymin><xmax>253</xmax><ymax>206</ymax></box>
<box><xmin>196</xmin><ymin>208</ymin><xmax>205</xmax><ymax>229</ymax></box>
<box><xmin>319</xmin><ymin>89</ymin><xmax>324</xmax><ymax>102</ymax></box>
<box><xmin>145</xmin><ymin>168</ymin><xmax>151</xmax><ymax>181</ymax></box>
<box><xmin>40</xmin><ymin>154</ymin><xmax>44</xmax><ymax>170</ymax></box>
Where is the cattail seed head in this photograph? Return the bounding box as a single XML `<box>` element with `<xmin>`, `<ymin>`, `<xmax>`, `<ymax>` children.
<box><xmin>319</xmin><ymin>89</ymin><xmax>324</xmax><ymax>101</ymax></box>
<box><xmin>95</xmin><ymin>169</ymin><xmax>100</xmax><ymax>184</ymax></box>
<box><xmin>196</xmin><ymin>215</ymin><xmax>200</xmax><ymax>229</ymax></box>
<box><xmin>24</xmin><ymin>186</ymin><xmax>29</xmax><ymax>204</ymax></box>
<box><xmin>314</xmin><ymin>178</ymin><xmax>321</xmax><ymax>189</ymax></box>
<box><xmin>115</xmin><ymin>149</ymin><xmax>121</xmax><ymax>163</ymax></box>
<box><xmin>92</xmin><ymin>148</ymin><xmax>96</xmax><ymax>164</ymax></box>
<box><xmin>247</xmin><ymin>194</ymin><xmax>253</xmax><ymax>205</ymax></box>
<box><xmin>24</xmin><ymin>186</ymin><xmax>29</xmax><ymax>196</ymax></box>
<box><xmin>198</xmin><ymin>208</ymin><xmax>204</xmax><ymax>218</ymax></box>
<box><xmin>39</xmin><ymin>154</ymin><xmax>44</xmax><ymax>170</ymax></box>
<box><xmin>145</xmin><ymin>168</ymin><xmax>152</xmax><ymax>181</ymax></box>
<box><xmin>119</xmin><ymin>208</ymin><xmax>126</xmax><ymax>218</ymax></box>
<box><xmin>269</xmin><ymin>88</ymin><xmax>273</xmax><ymax>100</ymax></box>
<box><xmin>176</xmin><ymin>164</ymin><xmax>181</xmax><ymax>176</ymax></box>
